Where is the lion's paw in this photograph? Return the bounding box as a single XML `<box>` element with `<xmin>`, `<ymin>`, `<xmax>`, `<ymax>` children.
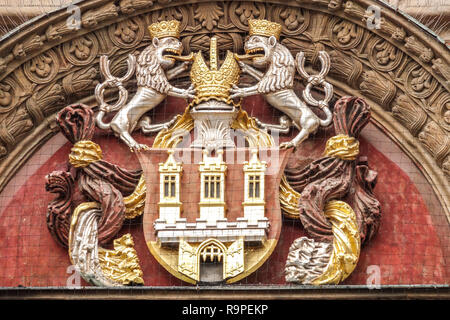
<box><xmin>280</xmin><ymin>141</ymin><xmax>295</xmax><ymax>149</ymax></box>
<box><xmin>129</xmin><ymin>143</ymin><xmax>150</xmax><ymax>153</ymax></box>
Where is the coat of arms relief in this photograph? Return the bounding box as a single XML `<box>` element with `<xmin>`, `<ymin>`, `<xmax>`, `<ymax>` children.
<box><xmin>46</xmin><ymin>18</ymin><xmax>381</xmax><ymax>286</ymax></box>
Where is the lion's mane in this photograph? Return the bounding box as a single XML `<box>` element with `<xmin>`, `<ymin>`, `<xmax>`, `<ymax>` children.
<box><xmin>257</xmin><ymin>43</ymin><xmax>295</xmax><ymax>94</ymax></box>
<box><xmin>136</xmin><ymin>45</ymin><xmax>171</xmax><ymax>94</ymax></box>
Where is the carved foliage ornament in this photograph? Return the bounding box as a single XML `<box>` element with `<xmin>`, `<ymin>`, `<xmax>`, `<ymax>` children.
<box><xmin>63</xmin><ymin>34</ymin><xmax>99</xmax><ymax>66</ymax></box>
<box><xmin>24</xmin><ymin>50</ymin><xmax>60</xmax><ymax>84</ymax></box>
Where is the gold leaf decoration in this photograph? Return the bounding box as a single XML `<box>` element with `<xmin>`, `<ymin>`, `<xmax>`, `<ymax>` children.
<box><xmin>69</xmin><ymin>140</ymin><xmax>102</xmax><ymax>168</ymax></box>
<box><xmin>312</xmin><ymin>200</ymin><xmax>360</xmax><ymax>285</ymax></box>
<box><xmin>98</xmin><ymin>233</ymin><xmax>144</xmax><ymax>285</ymax></box>
<box><xmin>279</xmin><ymin>175</ymin><xmax>301</xmax><ymax>219</ymax></box>
<box><xmin>124</xmin><ymin>175</ymin><xmax>146</xmax><ymax>219</ymax></box>
<box><xmin>324</xmin><ymin>134</ymin><xmax>359</xmax><ymax>161</ymax></box>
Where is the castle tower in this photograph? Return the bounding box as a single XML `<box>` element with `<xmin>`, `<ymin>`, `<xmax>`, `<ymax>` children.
<box><xmin>242</xmin><ymin>149</ymin><xmax>267</xmax><ymax>224</ymax></box>
<box><xmin>158</xmin><ymin>149</ymin><xmax>183</xmax><ymax>224</ymax></box>
<box><xmin>198</xmin><ymin>149</ymin><xmax>227</xmax><ymax>224</ymax></box>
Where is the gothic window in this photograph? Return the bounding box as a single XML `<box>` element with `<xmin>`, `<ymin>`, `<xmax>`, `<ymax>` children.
<box><xmin>201</xmin><ymin>243</ymin><xmax>223</xmax><ymax>263</ymax></box>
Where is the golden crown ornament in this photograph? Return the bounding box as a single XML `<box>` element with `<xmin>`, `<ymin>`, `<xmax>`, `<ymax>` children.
<box><xmin>248</xmin><ymin>19</ymin><xmax>282</xmax><ymax>40</ymax></box>
<box><xmin>148</xmin><ymin>20</ymin><xmax>181</xmax><ymax>39</ymax></box>
<box><xmin>190</xmin><ymin>36</ymin><xmax>240</xmax><ymax>106</ymax></box>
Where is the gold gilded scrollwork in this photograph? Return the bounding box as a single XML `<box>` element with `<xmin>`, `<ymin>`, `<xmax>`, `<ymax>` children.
<box><xmin>231</xmin><ymin>108</ymin><xmax>274</xmax><ymax>148</ymax></box>
<box><xmin>280</xmin><ymin>175</ymin><xmax>301</xmax><ymax>219</ymax></box>
<box><xmin>152</xmin><ymin>108</ymin><xmax>194</xmax><ymax>149</ymax></box>
<box><xmin>124</xmin><ymin>175</ymin><xmax>146</xmax><ymax>219</ymax></box>
<box><xmin>312</xmin><ymin>200</ymin><xmax>360</xmax><ymax>285</ymax></box>
<box><xmin>279</xmin><ymin>175</ymin><xmax>301</xmax><ymax>219</ymax></box>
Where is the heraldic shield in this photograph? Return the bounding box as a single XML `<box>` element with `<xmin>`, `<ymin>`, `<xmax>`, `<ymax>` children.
<box><xmin>137</xmin><ymin>148</ymin><xmax>291</xmax><ymax>284</ymax></box>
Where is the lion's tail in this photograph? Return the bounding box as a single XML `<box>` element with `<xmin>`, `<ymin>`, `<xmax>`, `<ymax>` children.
<box><xmin>319</xmin><ymin>106</ymin><xmax>333</xmax><ymax>127</ymax></box>
<box><xmin>94</xmin><ymin>54</ymin><xmax>136</xmax><ymax>130</ymax></box>
<box><xmin>94</xmin><ymin>80</ymin><xmax>112</xmax><ymax>130</ymax></box>
<box><xmin>94</xmin><ymin>82</ymin><xmax>114</xmax><ymax>130</ymax></box>
<box><xmin>95</xmin><ymin>111</ymin><xmax>111</xmax><ymax>130</ymax></box>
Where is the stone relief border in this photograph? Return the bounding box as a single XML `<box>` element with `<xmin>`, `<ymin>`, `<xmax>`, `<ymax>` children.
<box><xmin>0</xmin><ymin>0</ymin><xmax>448</xmax><ymax>221</ymax></box>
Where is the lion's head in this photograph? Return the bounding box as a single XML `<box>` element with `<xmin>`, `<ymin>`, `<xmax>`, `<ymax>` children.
<box><xmin>244</xmin><ymin>35</ymin><xmax>295</xmax><ymax>93</ymax></box>
<box><xmin>136</xmin><ymin>36</ymin><xmax>183</xmax><ymax>93</ymax></box>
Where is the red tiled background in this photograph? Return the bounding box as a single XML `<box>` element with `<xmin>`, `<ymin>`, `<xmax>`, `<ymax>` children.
<box><xmin>0</xmin><ymin>96</ymin><xmax>448</xmax><ymax>287</ymax></box>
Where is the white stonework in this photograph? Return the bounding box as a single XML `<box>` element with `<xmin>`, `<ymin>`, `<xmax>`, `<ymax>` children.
<box><xmin>200</xmin><ymin>206</ymin><xmax>226</xmax><ymax>224</ymax></box>
<box><xmin>243</xmin><ymin>205</ymin><xmax>265</xmax><ymax>224</ymax></box>
<box><xmin>159</xmin><ymin>206</ymin><xmax>181</xmax><ymax>224</ymax></box>
<box><xmin>190</xmin><ymin>100</ymin><xmax>239</xmax><ymax>150</ymax></box>
<box><xmin>154</xmin><ymin>217</ymin><xmax>270</xmax><ymax>245</ymax></box>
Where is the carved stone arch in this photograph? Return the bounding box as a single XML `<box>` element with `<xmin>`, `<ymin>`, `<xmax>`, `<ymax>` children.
<box><xmin>0</xmin><ymin>0</ymin><xmax>448</xmax><ymax>222</ymax></box>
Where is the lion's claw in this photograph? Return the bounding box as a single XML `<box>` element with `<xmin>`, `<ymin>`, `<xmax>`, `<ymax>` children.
<box><xmin>230</xmin><ymin>85</ymin><xmax>244</xmax><ymax>99</ymax></box>
<box><xmin>238</xmin><ymin>61</ymin><xmax>251</xmax><ymax>73</ymax></box>
<box><xmin>185</xmin><ymin>86</ymin><xmax>196</xmax><ymax>99</ymax></box>
<box><xmin>280</xmin><ymin>141</ymin><xmax>295</xmax><ymax>149</ymax></box>
<box><xmin>130</xmin><ymin>143</ymin><xmax>150</xmax><ymax>152</ymax></box>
